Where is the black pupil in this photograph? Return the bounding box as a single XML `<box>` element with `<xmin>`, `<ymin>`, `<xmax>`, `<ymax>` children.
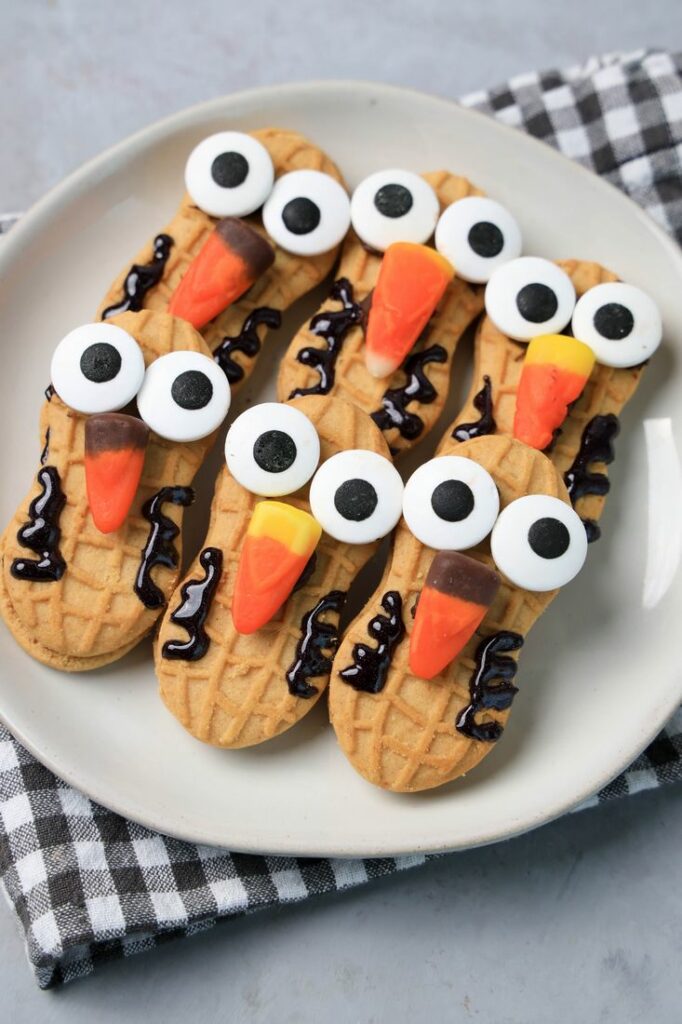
<box><xmin>516</xmin><ymin>283</ymin><xmax>559</xmax><ymax>324</ymax></box>
<box><xmin>374</xmin><ymin>183</ymin><xmax>413</xmax><ymax>219</ymax></box>
<box><xmin>253</xmin><ymin>430</ymin><xmax>297</xmax><ymax>474</ymax></box>
<box><xmin>593</xmin><ymin>302</ymin><xmax>634</xmax><ymax>340</ymax></box>
<box><xmin>211</xmin><ymin>151</ymin><xmax>249</xmax><ymax>189</ymax></box>
<box><xmin>282</xmin><ymin>197</ymin><xmax>321</xmax><ymax>235</ymax></box>
<box><xmin>334</xmin><ymin>478</ymin><xmax>378</xmax><ymax>522</ymax></box>
<box><xmin>528</xmin><ymin>517</ymin><xmax>570</xmax><ymax>559</ymax></box>
<box><xmin>468</xmin><ymin>221</ymin><xmax>504</xmax><ymax>258</ymax></box>
<box><xmin>431</xmin><ymin>480</ymin><xmax>475</xmax><ymax>522</ymax></box>
<box><xmin>80</xmin><ymin>342</ymin><xmax>122</xmax><ymax>384</ymax></box>
<box><xmin>171</xmin><ymin>370</ymin><xmax>213</xmax><ymax>410</ymax></box>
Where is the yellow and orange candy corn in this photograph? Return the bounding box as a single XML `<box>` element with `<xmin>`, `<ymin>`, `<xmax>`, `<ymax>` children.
<box><xmin>364</xmin><ymin>242</ymin><xmax>454</xmax><ymax>379</ymax></box>
<box><xmin>514</xmin><ymin>334</ymin><xmax>595</xmax><ymax>451</ymax></box>
<box><xmin>410</xmin><ymin>551</ymin><xmax>500</xmax><ymax>680</ymax></box>
<box><xmin>169</xmin><ymin>217</ymin><xmax>275</xmax><ymax>330</ymax></box>
<box><xmin>84</xmin><ymin>413</ymin><xmax>149</xmax><ymax>534</ymax></box>
<box><xmin>231</xmin><ymin>500</ymin><xmax>322</xmax><ymax>635</ymax></box>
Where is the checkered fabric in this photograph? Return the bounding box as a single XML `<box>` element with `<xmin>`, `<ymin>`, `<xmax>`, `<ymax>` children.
<box><xmin>1</xmin><ymin>47</ymin><xmax>681</xmax><ymax>988</ymax></box>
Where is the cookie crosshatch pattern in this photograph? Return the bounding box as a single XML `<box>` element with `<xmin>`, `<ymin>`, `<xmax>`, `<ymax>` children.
<box><xmin>0</xmin><ymin>47</ymin><xmax>681</xmax><ymax>987</ymax></box>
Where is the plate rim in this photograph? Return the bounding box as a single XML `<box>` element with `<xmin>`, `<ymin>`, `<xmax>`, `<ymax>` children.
<box><xmin>1</xmin><ymin>78</ymin><xmax>681</xmax><ymax>858</ymax></box>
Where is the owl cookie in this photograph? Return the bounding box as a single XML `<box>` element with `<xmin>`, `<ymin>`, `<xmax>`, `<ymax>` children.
<box><xmin>0</xmin><ymin>311</ymin><xmax>231</xmax><ymax>671</ymax></box>
<box><xmin>329</xmin><ymin>431</ymin><xmax>587</xmax><ymax>792</ymax></box>
<box><xmin>452</xmin><ymin>258</ymin><xmax>662</xmax><ymax>541</ymax></box>
<box><xmin>278</xmin><ymin>175</ymin><xmax>524</xmax><ymax>453</ymax></box>
<box><xmin>155</xmin><ymin>395</ymin><xmax>404</xmax><ymax>748</ymax></box>
<box><xmin>98</xmin><ymin>128</ymin><xmax>351</xmax><ymax>387</ymax></box>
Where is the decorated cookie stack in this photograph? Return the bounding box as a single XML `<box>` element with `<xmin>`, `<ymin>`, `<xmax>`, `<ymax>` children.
<box><xmin>0</xmin><ymin>130</ymin><xmax>663</xmax><ymax>794</ymax></box>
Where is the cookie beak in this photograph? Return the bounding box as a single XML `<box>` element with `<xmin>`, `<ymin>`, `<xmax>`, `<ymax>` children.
<box><xmin>85</xmin><ymin>413</ymin><xmax>149</xmax><ymax>534</ymax></box>
<box><xmin>364</xmin><ymin>242</ymin><xmax>454</xmax><ymax>379</ymax></box>
<box><xmin>232</xmin><ymin>500</ymin><xmax>322</xmax><ymax>635</ymax></box>
<box><xmin>513</xmin><ymin>334</ymin><xmax>595</xmax><ymax>451</ymax></box>
<box><xmin>168</xmin><ymin>217</ymin><xmax>275</xmax><ymax>329</ymax></box>
<box><xmin>409</xmin><ymin>551</ymin><xmax>500</xmax><ymax>680</ymax></box>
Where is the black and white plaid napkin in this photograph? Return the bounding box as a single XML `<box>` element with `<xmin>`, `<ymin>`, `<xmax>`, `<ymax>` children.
<box><xmin>1</xmin><ymin>48</ymin><xmax>681</xmax><ymax>989</ymax></box>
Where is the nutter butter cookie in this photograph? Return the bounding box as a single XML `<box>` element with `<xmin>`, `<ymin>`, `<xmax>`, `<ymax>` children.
<box><xmin>98</xmin><ymin>128</ymin><xmax>351</xmax><ymax>387</ymax></box>
<box><xmin>277</xmin><ymin>173</ymin><xmax>525</xmax><ymax>453</ymax></box>
<box><xmin>155</xmin><ymin>395</ymin><xmax>404</xmax><ymax>748</ymax></box>
<box><xmin>329</xmin><ymin>432</ymin><xmax>587</xmax><ymax>792</ymax></box>
<box><xmin>453</xmin><ymin>259</ymin><xmax>662</xmax><ymax>541</ymax></box>
<box><xmin>0</xmin><ymin>311</ymin><xmax>229</xmax><ymax>671</ymax></box>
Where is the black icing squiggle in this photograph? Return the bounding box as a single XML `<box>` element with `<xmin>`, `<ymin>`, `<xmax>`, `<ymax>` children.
<box><xmin>370</xmin><ymin>344</ymin><xmax>447</xmax><ymax>442</ymax></box>
<box><xmin>214</xmin><ymin>307</ymin><xmax>282</xmax><ymax>384</ymax></box>
<box><xmin>456</xmin><ymin>631</ymin><xmax>524</xmax><ymax>742</ymax></box>
<box><xmin>135</xmin><ymin>486</ymin><xmax>194</xmax><ymax>609</ymax></box>
<box><xmin>162</xmin><ymin>547</ymin><xmax>223</xmax><ymax>661</ymax></box>
<box><xmin>287</xmin><ymin>278</ymin><xmax>365</xmax><ymax>399</ymax></box>
<box><xmin>11</xmin><ymin>466</ymin><xmax>66</xmax><ymax>583</ymax></box>
<box><xmin>286</xmin><ymin>590</ymin><xmax>346</xmax><ymax>698</ymax></box>
<box><xmin>101</xmin><ymin>234</ymin><xmax>174</xmax><ymax>320</ymax></box>
<box><xmin>563</xmin><ymin>413</ymin><xmax>620</xmax><ymax>544</ymax></box>
<box><xmin>453</xmin><ymin>376</ymin><xmax>496</xmax><ymax>442</ymax></box>
<box><xmin>339</xmin><ymin>591</ymin><xmax>405</xmax><ymax>695</ymax></box>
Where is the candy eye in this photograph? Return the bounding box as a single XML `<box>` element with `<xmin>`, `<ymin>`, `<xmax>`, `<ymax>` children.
<box><xmin>50</xmin><ymin>323</ymin><xmax>145</xmax><ymax>414</ymax></box>
<box><xmin>402</xmin><ymin>456</ymin><xmax>499</xmax><ymax>550</ymax></box>
<box><xmin>261</xmin><ymin>170</ymin><xmax>351</xmax><ymax>256</ymax></box>
<box><xmin>571</xmin><ymin>282</ymin><xmax>662</xmax><ymax>368</ymax></box>
<box><xmin>434</xmin><ymin>197</ymin><xmax>523</xmax><ymax>283</ymax></box>
<box><xmin>184</xmin><ymin>132</ymin><xmax>275</xmax><ymax>218</ymax></box>
<box><xmin>490</xmin><ymin>494</ymin><xmax>587</xmax><ymax>591</ymax></box>
<box><xmin>485</xmin><ymin>257</ymin><xmax>576</xmax><ymax>341</ymax></box>
<box><xmin>309</xmin><ymin>450</ymin><xmax>403</xmax><ymax>544</ymax></box>
<box><xmin>137</xmin><ymin>351</ymin><xmax>230</xmax><ymax>442</ymax></box>
<box><xmin>350</xmin><ymin>169</ymin><xmax>440</xmax><ymax>251</ymax></box>
<box><xmin>225</xmin><ymin>403</ymin><xmax>320</xmax><ymax>496</ymax></box>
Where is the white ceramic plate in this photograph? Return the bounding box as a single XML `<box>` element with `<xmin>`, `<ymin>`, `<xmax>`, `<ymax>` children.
<box><xmin>1</xmin><ymin>82</ymin><xmax>681</xmax><ymax>858</ymax></box>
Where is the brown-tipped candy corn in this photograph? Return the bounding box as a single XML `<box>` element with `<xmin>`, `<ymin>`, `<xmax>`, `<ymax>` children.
<box><xmin>168</xmin><ymin>217</ymin><xmax>274</xmax><ymax>330</ymax></box>
<box><xmin>85</xmin><ymin>413</ymin><xmax>149</xmax><ymax>534</ymax></box>
<box><xmin>409</xmin><ymin>550</ymin><xmax>500</xmax><ymax>680</ymax></box>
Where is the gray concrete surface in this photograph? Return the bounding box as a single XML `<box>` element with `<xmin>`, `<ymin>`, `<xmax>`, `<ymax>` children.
<box><xmin>2</xmin><ymin>0</ymin><xmax>682</xmax><ymax>1020</ymax></box>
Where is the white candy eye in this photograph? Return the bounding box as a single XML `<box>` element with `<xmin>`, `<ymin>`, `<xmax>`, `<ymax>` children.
<box><xmin>485</xmin><ymin>257</ymin><xmax>576</xmax><ymax>341</ymax></box>
<box><xmin>571</xmin><ymin>282</ymin><xmax>662</xmax><ymax>368</ymax></box>
<box><xmin>137</xmin><ymin>351</ymin><xmax>230</xmax><ymax>442</ymax></box>
<box><xmin>491</xmin><ymin>494</ymin><xmax>587</xmax><ymax>591</ymax></box>
<box><xmin>262</xmin><ymin>170</ymin><xmax>351</xmax><ymax>256</ymax></box>
<box><xmin>309</xmin><ymin>450</ymin><xmax>403</xmax><ymax>544</ymax></box>
<box><xmin>402</xmin><ymin>456</ymin><xmax>499</xmax><ymax>550</ymax></box>
<box><xmin>434</xmin><ymin>197</ymin><xmax>522</xmax><ymax>283</ymax></box>
<box><xmin>225</xmin><ymin>403</ymin><xmax>320</xmax><ymax>496</ymax></box>
<box><xmin>184</xmin><ymin>132</ymin><xmax>275</xmax><ymax>218</ymax></box>
<box><xmin>50</xmin><ymin>323</ymin><xmax>145</xmax><ymax>414</ymax></box>
<box><xmin>350</xmin><ymin>169</ymin><xmax>440</xmax><ymax>252</ymax></box>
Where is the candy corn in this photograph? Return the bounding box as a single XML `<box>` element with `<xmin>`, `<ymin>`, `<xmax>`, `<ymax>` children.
<box><xmin>410</xmin><ymin>551</ymin><xmax>500</xmax><ymax>680</ymax></box>
<box><xmin>85</xmin><ymin>413</ymin><xmax>149</xmax><ymax>534</ymax></box>
<box><xmin>364</xmin><ymin>242</ymin><xmax>454</xmax><ymax>379</ymax></box>
<box><xmin>232</xmin><ymin>500</ymin><xmax>322</xmax><ymax>635</ymax></box>
<box><xmin>169</xmin><ymin>217</ymin><xmax>274</xmax><ymax>329</ymax></box>
<box><xmin>514</xmin><ymin>334</ymin><xmax>595</xmax><ymax>451</ymax></box>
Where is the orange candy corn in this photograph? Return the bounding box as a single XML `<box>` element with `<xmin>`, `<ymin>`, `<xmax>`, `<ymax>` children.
<box><xmin>232</xmin><ymin>500</ymin><xmax>322</xmax><ymax>635</ymax></box>
<box><xmin>410</xmin><ymin>551</ymin><xmax>500</xmax><ymax>680</ymax></box>
<box><xmin>514</xmin><ymin>334</ymin><xmax>595</xmax><ymax>451</ymax></box>
<box><xmin>169</xmin><ymin>217</ymin><xmax>274</xmax><ymax>329</ymax></box>
<box><xmin>364</xmin><ymin>242</ymin><xmax>454</xmax><ymax>379</ymax></box>
<box><xmin>85</xmin><ymin>413</ymin><xmax>149</xmax><ymax>534</ymax></box>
